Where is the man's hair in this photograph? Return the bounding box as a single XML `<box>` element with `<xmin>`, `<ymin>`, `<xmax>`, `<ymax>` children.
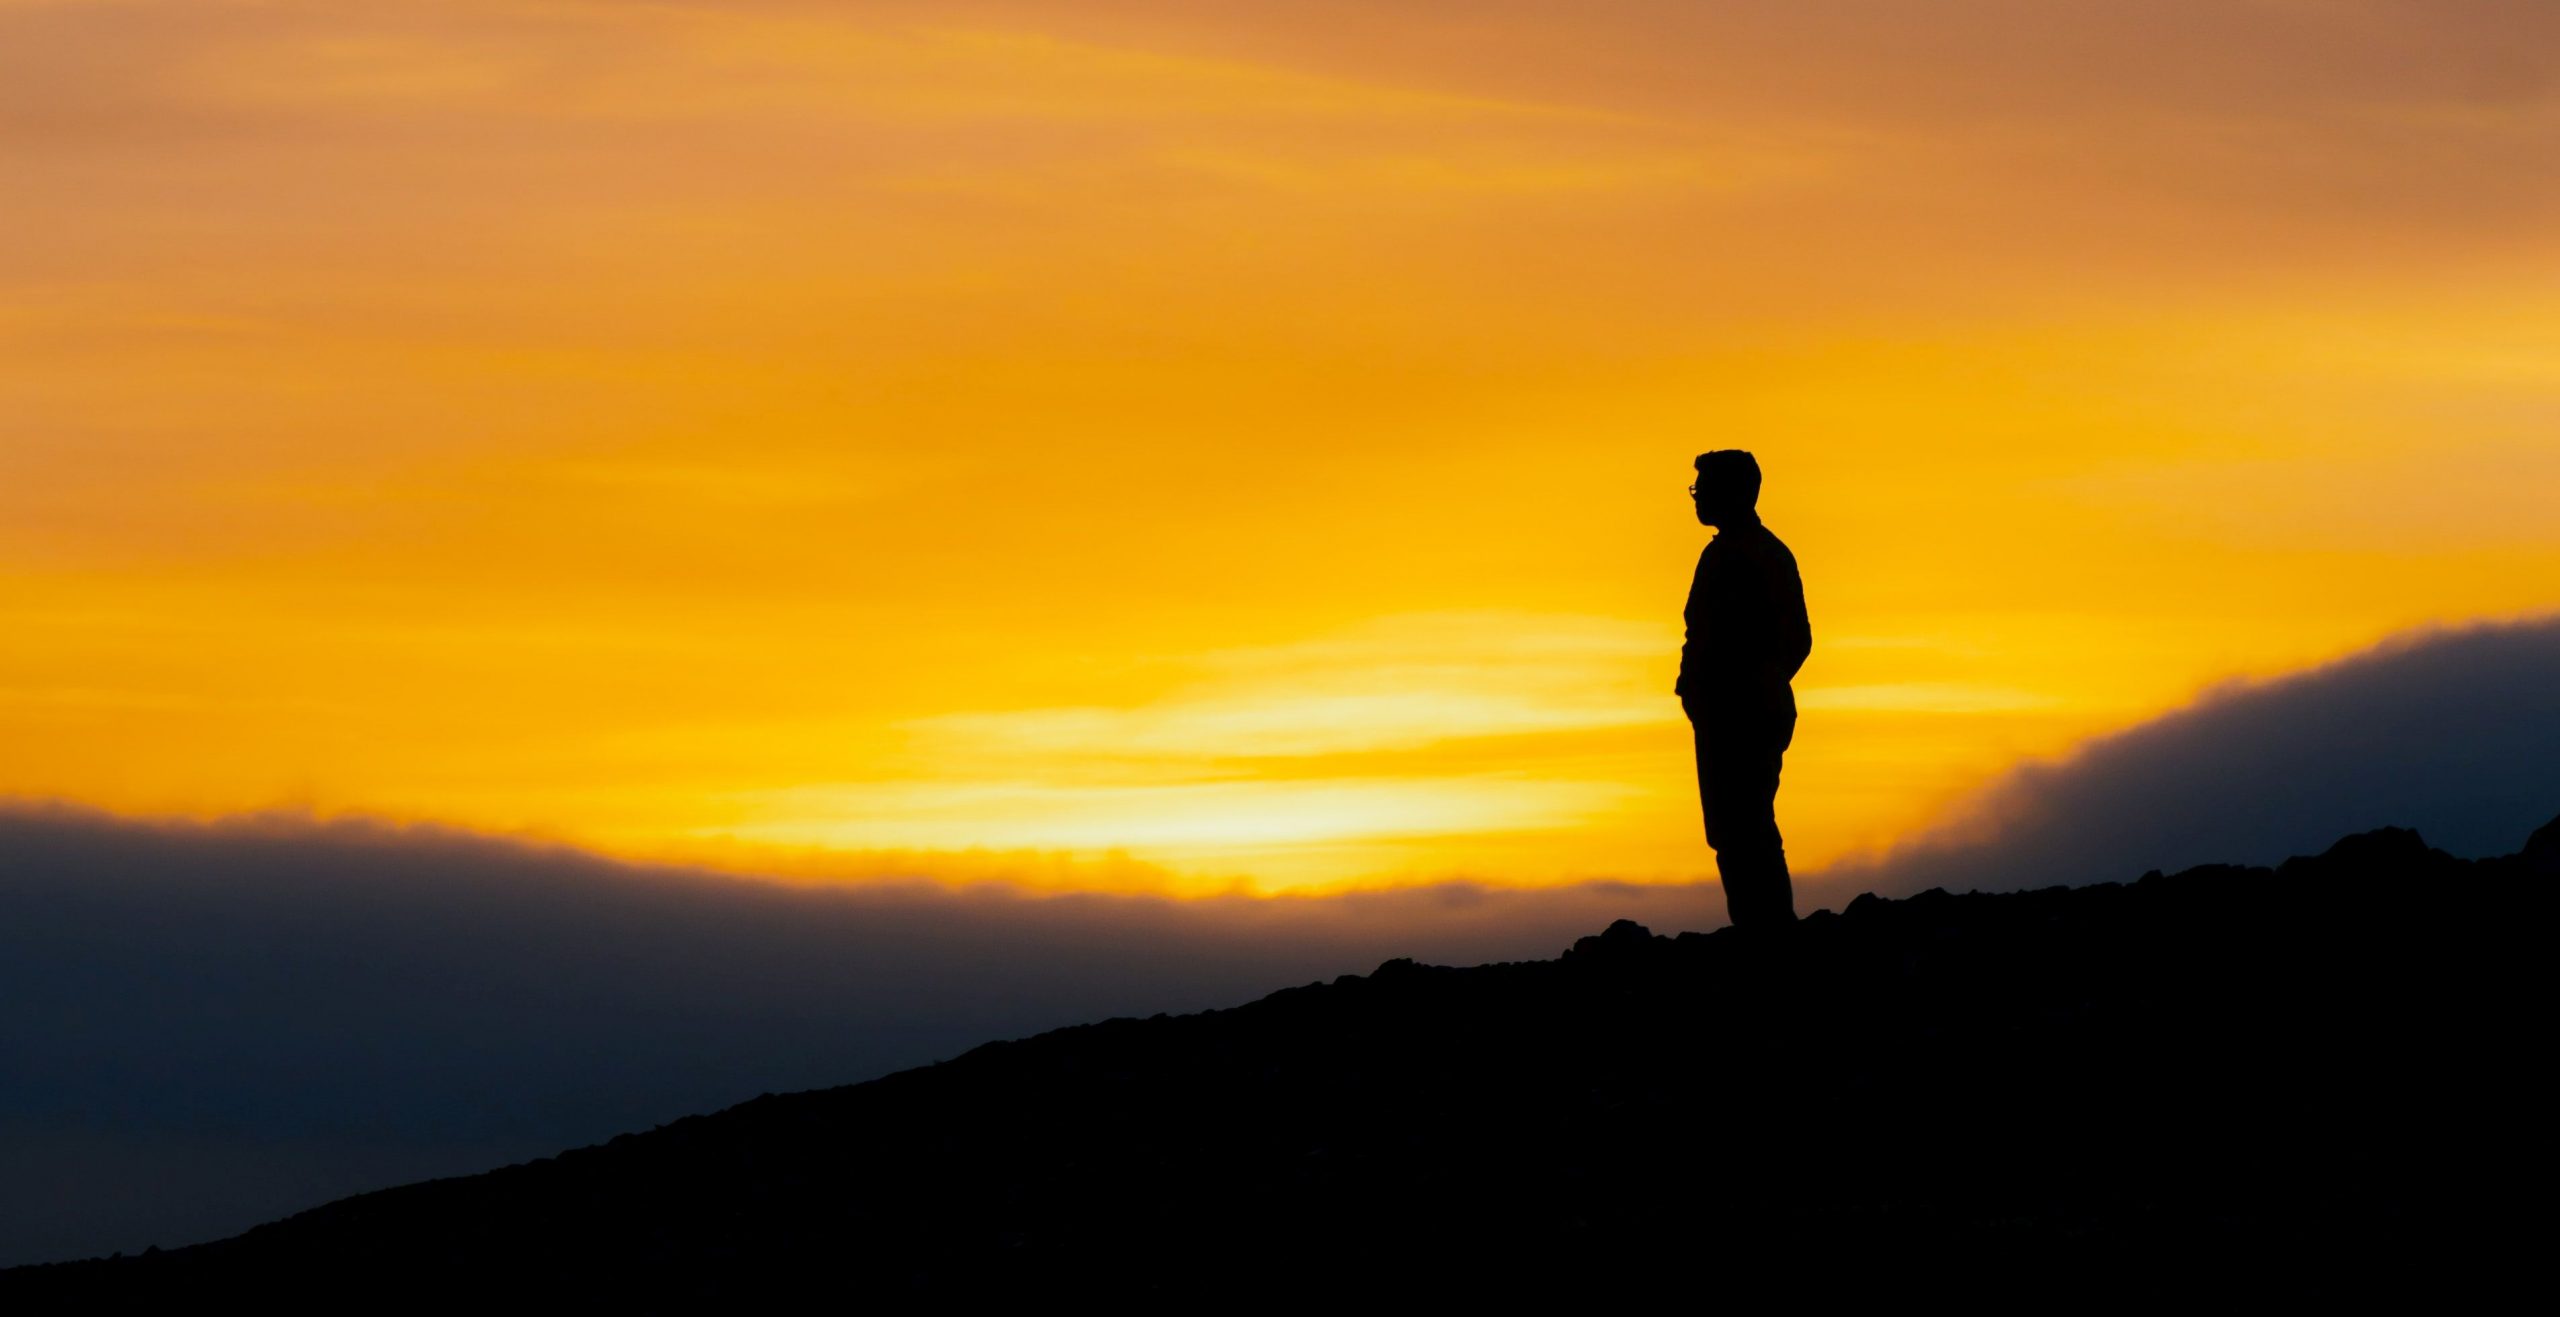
<box><xmin>1693</xmin><ymin>449</ymin><xmax>1762</xmax><ymax>506</ymax></box>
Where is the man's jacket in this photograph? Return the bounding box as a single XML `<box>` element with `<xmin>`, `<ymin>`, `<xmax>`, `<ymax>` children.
<box><xmin>1678</xmin><ymin>517</ymin><xmax>1811</xmax><ymax>723</ymax></box>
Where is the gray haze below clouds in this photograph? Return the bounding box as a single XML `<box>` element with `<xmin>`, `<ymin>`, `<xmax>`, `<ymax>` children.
<box><xmin>0</xmin><ymin>807</ymin><xmax>1719</xmax><ymax>1266</ymax></box>
<box><xmin>6</xmin><ymin>614</ymin><xmax>2555</xmax><ymax>1266</ymax></box>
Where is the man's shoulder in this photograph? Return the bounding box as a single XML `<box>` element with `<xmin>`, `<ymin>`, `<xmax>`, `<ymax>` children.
<box><xmin>1740</xmin><ymin>521</ymin><xmax>1798</xmax><ymax>567</ymax></box>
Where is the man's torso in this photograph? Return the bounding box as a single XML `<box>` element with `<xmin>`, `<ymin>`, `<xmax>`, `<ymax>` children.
<box><xmin>1679</xmin><ymin>520</ymin><xmax>1805</xmax><ymax>727</ymax></box>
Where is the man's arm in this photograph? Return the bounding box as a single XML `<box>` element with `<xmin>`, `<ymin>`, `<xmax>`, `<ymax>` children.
<box><xmin>1675</xmin><ymin>545</ymin><xmax>1709</xmax><ymax>698</ymax></box>
<box><xmin>1773</xmin><ymin>547</ymin><xmax>1811</xmax><ymax>681</ymax></box>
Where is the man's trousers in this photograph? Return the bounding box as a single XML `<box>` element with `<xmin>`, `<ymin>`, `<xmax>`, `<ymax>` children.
<box><xmin>1687</xmin><ymin>703</ymin><xmax>1797</xmax><ymax>928</ymax></box>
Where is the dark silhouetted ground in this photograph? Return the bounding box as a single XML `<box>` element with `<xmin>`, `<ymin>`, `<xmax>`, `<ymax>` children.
<box><xmin>8</xmin><ymin>820</ymin><xmax>2548</xmax><ymax>1306</ymax></box>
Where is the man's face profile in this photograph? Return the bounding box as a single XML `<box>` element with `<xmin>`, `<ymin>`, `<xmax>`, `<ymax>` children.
<box><xmin>1690</xmin><ymin>473</ymin><xmax>1734</xmax><ymax>527</ymax></box>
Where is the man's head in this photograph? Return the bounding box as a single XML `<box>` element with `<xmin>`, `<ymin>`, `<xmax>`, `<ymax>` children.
<box><xmin>1690</xmin><ymin>450</ymin><xmax>1762</xmax><ymax>528</ymax></box>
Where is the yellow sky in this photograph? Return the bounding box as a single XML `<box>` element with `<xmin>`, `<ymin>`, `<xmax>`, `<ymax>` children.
<box><xmin>5</xmin><ymin>0</ymin><xmax>2556</xmax><ymax>893</ymax></box>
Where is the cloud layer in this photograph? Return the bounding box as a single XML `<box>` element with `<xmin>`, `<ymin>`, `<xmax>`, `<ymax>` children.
<box><xmin>10</xmin><ymin>0</ymin><xmax>2559</xmax><ymax>890</ymax></box>
<box><xmin>1813</xmin><ymin>614</ymin><xmax>2560</xmax><ymax>902</ymax></box>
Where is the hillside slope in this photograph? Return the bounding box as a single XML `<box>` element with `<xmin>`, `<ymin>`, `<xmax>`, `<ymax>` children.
<box><xmin>11</xmin><ymin>820</ymin><xmax>2551</xmax><ymax>1304</ymax></box>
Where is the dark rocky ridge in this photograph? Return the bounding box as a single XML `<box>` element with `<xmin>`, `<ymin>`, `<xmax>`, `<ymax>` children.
<box><xmin>10</xmin><ymin>820</ymin><xmax>2550</xmax><ymax>1305</ymax></box>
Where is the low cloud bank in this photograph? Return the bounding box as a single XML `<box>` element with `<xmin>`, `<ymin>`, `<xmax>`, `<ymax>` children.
<box><xmin>0</xmin><ymin>803</ymin><xmax>1715</xmax><ymax>1265</ymax></box>
<box><xmin>1810</xmin><ymin>614</ymin><xmax>2560</xmax><ymax>903</ymax></box>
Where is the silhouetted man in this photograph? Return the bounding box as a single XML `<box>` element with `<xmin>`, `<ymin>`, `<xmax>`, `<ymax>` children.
<box><xmin>1679</xmin><ymin>450</ymin><xmax>1810</xmax><ymax>928</ymax></box>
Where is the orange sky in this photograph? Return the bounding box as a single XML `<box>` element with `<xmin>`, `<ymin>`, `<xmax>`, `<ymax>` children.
<box><xmin>5</xmin><ymin>0</ymin><xmax>2556</xmax><ymax>893</ymax></box>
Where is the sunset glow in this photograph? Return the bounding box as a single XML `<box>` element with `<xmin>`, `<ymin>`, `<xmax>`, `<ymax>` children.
<box><xmin>7</xmin><ymin>0</ymin><xmax>2556</xmax><ymax>893</ymax></box>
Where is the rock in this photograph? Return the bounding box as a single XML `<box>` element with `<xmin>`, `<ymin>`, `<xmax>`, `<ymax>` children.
<box><xmin>2315</xmin><ymin>825</ymin><xmax>2434</xmax><ymax>866</ymax></box>
<box><xmin>1566</xmin><ymin>918</ymin><xmax>1655</xmax><ymax>959</ymax></box>
<box><xmin>2524</xmin><ymin>813</ymin><xmax>2560</xmax><ymax>876</ymax></box>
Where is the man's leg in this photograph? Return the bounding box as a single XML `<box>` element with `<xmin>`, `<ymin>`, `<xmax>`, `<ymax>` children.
<box><xmin>1691</xmin><ymin>712</ymin><xmax>1743</xmax><ymax>922</ymax></box>
<box><xmin>1702</xmin><ymin>717</ymin><xmax>1796</xmax><ymax>927</ymax></box>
